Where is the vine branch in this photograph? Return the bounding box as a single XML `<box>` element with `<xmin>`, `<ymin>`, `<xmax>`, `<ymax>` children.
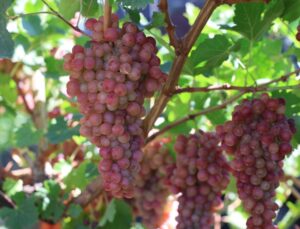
<box><xmin>158</xmin><ymin>0</ymin><xmax>180</xmax><ymax>51</ymax></box>
<box><xmin>73</xmin><ymin>178</ymin><xmax>103</xmax><ymax>207</ymax></box>
<box><xmin>142</xmin><ymin>0</ymin><xmax>219</xmax><ymax>136</ymax></box>
<box><xmin>142</xmin><ymin>0</ymin><xmax>267</xmax><ymax>136</ymax></box>
<box><xmin>146</xmin><ymin>69</ymin><xmax>299</xmax><ymax>143</ymax></box>
<box><xmin>174</xmin><ymin>69</ymin><xmax>300</xmax><ymax>94</ymax></box>
<box><xmin>8</xmin><ymin>11</ymin><xmax>55</xmax><ymax>20</ymax></box>
<box><xmin>41</xmin><ymin>0</ymin><xmax>89</xmax><ymax>36</ymax></box>
<box><xmin>146</xmin><ymin>92</ymin><xmax>246</xmax><ymax>144</ymax></box>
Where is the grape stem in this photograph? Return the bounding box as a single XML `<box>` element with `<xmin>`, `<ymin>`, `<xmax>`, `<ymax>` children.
<box><xmin>142</xmin><ymin>0</ymin><xmax>267</xmax><ymax>137</ymax></box>
<box><xmin>146</xmin><ymin>69</ymin><xmax>300</xmax><ymax>144</ymax></box>
<box><xmin>158</xmin><ymin>0</ymin><xmax>181</xmax><ymax>52</ymax></box>
<box><xmin>104</xmin><ymin>0</ymin><xmax>112</xmax><ymax>32</ymax></box>
<box><xmin>41</xmin><ymin>0</ymin><xmax>89</xmax><ymax>36</ymax></box>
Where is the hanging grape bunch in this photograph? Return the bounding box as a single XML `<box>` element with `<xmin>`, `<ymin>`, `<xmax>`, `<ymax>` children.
<box><xmin>63</xmin><ymin>14</ymin><xmax>167</xmax><ymax>198</ymax></box>
<box><xmin>167</xmin><ymin>132</ymin><xmax>230</xmax><ymax>229</ymax></box>
<box><xmin>131</xmin><ymin>138</ymin><xmax>174</xmax><ymax>229</ymax></box>
<box><xmin>217</xmin><ymin>93</ymin><xmax>296</xmax><ymax>229</ymax></box>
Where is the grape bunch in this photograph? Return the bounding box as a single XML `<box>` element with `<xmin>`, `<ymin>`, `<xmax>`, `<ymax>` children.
<box><xmin>167</xmin><ymin>132</ymin><xmax>230</xmax><ymax>229</ymax></box>
<box><xmin>131</xmin><ymin>139</ymin><xmax>174</xmax><ymax>229</ymax></box>
<box><xmin>216</xmin><ymin>93</ymin><xmax>296</xmax><ymax>229</ymax></box>
<box><xmin>63</xmin><ymin>14</ymin><xmax>167</xmax><ymax>198</ymax></box>
<box><xmin>296</xmin><ymin>25</ymin><xmax>300</xmax><ymax>42</ymax></box>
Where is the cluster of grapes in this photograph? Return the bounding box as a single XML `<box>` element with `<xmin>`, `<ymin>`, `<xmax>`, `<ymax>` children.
<box><xmin>217</xmin><ymin>93</ymin><xmax>296</xmax><ymax>229</ymax></box>
<box><xmin>63</xmin><ymin>14</ymin><xmax>167</xmax><ymax>198</ymax></box>
<box><xmin>297</xmin><ymin>25</ymin><xmax>300</xmax><ymax>41</ymax></box>
<box><xmin>167</xmin><ymin>132</ymin><xmax>230</xmax><ymax>229</ymax></box>
<box><xmin>131</xmin><ymin>139</ymin><xmax>174</xmax><ymax>229</ymax></box>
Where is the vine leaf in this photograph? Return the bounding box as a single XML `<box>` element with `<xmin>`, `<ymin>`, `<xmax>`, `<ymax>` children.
<box><xmin>59</xmin><ymin>0</ymin><xmax>99</xmax><ymax>20</ymax></box>
<box><xmin>21</xmin><ymin>15</ymin><xmax>43</xmax><ymax>36</ymax></box>
<box><xmin>223</xmin><ymin>0</ymin><xmax>284</xmax><ymax>41</ymax></box>
<box><xmin>100</xmin><ymin>200</ymin><xmax>132</xmax><ymax>229</ymax></box>
<box><xmin>0</xmin><ymin>0</ymin><xmax>14</xmax><ymax>58</ymax></box>
<box><xmin>0</xmin><ymin>197</ymin><xmax>38</xmax><ymax>229</ymax></box>
<box><xmin>46</xmin><ymin>116</ymin><xmax>80</xmax><ymax>144</ymax></box>
<box><xmin>99</xmin><ymin>199</ymin><xmax>117</xmax><ymax>226</ymax></box>
<box><xmin>190</xmin><ymin>35</ymin><xmax>234</xmax><ymax>75</ymax></box>
<box><xmin>15</xmin><ymin>122</ymin><xmax>42</xmax><ymax>147</ymax></box>
<box><xmin>116</xmin><ymin>0</ymin><xmax>153</xmax><ymax>9</ymax></box>
<box><xmin>146</xmin><ymin>12</ymin><xmax>165</xmax><ymax>29</ymax></box>
<box><xmin>281</xmin><ymin>0</ymin><xmax>300</xmax><ymax>22</ymax></box>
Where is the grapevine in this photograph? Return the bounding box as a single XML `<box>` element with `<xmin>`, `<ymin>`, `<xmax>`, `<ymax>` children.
<box><xmin>217</xmin><ymin>93</ymin><xmax>297</xmax><ymax>229</ymax></box>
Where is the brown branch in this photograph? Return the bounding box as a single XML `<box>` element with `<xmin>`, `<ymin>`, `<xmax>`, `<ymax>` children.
<box><xmin>222</xmin><ymin>0</ymin><xmax>268</xmax><ymax>4</ymax></box>
<box><xmin>0</xmin><ymin>191</ymin><xmax>16</xmax><ymax>208</ymax></box>
<box><xmin>41</xmin><ymin>0</ymin><xmax>89</xmax><ymax>36</ymax></box>
<box><xmin>174</xmin><ymin>69</ymin><xmax>300</xmax><ymax>94</ymax></box>
<box><xmin>142</xmin><ymin>0</ymin><xmax>219</xmax><ymax>136</ymax></box>
<box><xmin>104</xmin><ymin>0</ymin><xmax>111</xmax><ymax>31</ymax></box>
<box><xmin>73</xmin><ymin>178</ymin><xmax>103</xmax><ymax>207</ymax></box>
<box><xmin>12</xmin><ymin>76</ymin><xmax>34</xmax><ymax>116</ymax></box>
<box><xmin>158</xmin><ymin>0</ymin><xmax>180</xmax><ymax>51</ymax></box>
<box><xmin>146</xmin><ymin>91</ymin><xmax>246</xmax><ymax>144</ymax></box>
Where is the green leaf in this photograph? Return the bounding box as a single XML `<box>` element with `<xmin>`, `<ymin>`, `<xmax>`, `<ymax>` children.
<box><xmin>116</xmin><ymin>0</ymin><xmax>153</xmax><ymax>9</ymax></box>
<box><xmin>282</xmin><ymin>0</ymin><xmax>300</xmax><ymax>22</ymax></box>
<box><xmin>64</xmin><ymin>161</ymin><xmax>98</xmax><ymax>191</ymax></box>
<box><xmin>3</xmin><ymin>178</ymin><xmax>23</xmax><ymax>197</ymax></box>
<box><xmin>46</xmin><ymin>116</ymin><xmax>80</xmax><ymax>144</ymax></box>
<box><xmin>190</xmin><ymin>35</ymin><xmax>233</xmax><ymax>75</ymax></box>
<box><xmin>125</xmin><ymin>8</ymin><xmax>140</xmax><ymax>24</ymax></box>
<box><xmin>21</xmin><ymin>15</ymin><xmax>43</xmax><ymax>36</ymax></box>
<box><xmin>15</xmin><ymin>122</ymin><xmax>42</xmax><ymax>147</ymax></box>
<box><xmin>0</xmin><ymin>73</ymin><xmax>17</xmax><ymax>105</ymax></box>
<box><xmin>100</xmin><ymin>200</ymin><xmax>132</xmax><ymax>229</ymax></box>
<box><xmin>0</xmin><ymin>197</ymin><xmax>38</xmax><ymax>229</ymax></box>
<box><xmin>0</xmin><ymin>113</ymin><xmax>15</xmax><ymax>150</ymax></box>
<box><xmin>146</xmin><ymin>12</ymin><xmax>164</xmax><ymax>29</ymax></box>
<box><xmin>35</xmin><ymin>180</ymin><xmax>65</xmax><ymax>222</ymax></box>
<box><xmin>99</xmin><ymin>199</ymin><xmax>117</xmax><ymax>226</ymax></box>
<box><xmin>67</xmin><ymin>204</ymin><xmax>83</xmax><ymax>218</ymax></box>
<box><xmin>0</xmin><ymin>0</ymin><xmax>14</xmax><ymax>58</ymax></box>
<box><xmin>230</xmin><ymin>3</ymin><xmax>265</xmax><ymax>40</ymax></box>
<box><xmin>45</xmin><ymin>57</ymin><xmax>66</xmax><ymax>79</ymax></box>
<box><xmin>59</xmin><ymin>0</ymin><xmax>99</xmax><ymax>20</ymax></box>
<box><xmin>225</xmin><ymin>1</ymin><xmax>284</xmax><ymax>41</ymax></box>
